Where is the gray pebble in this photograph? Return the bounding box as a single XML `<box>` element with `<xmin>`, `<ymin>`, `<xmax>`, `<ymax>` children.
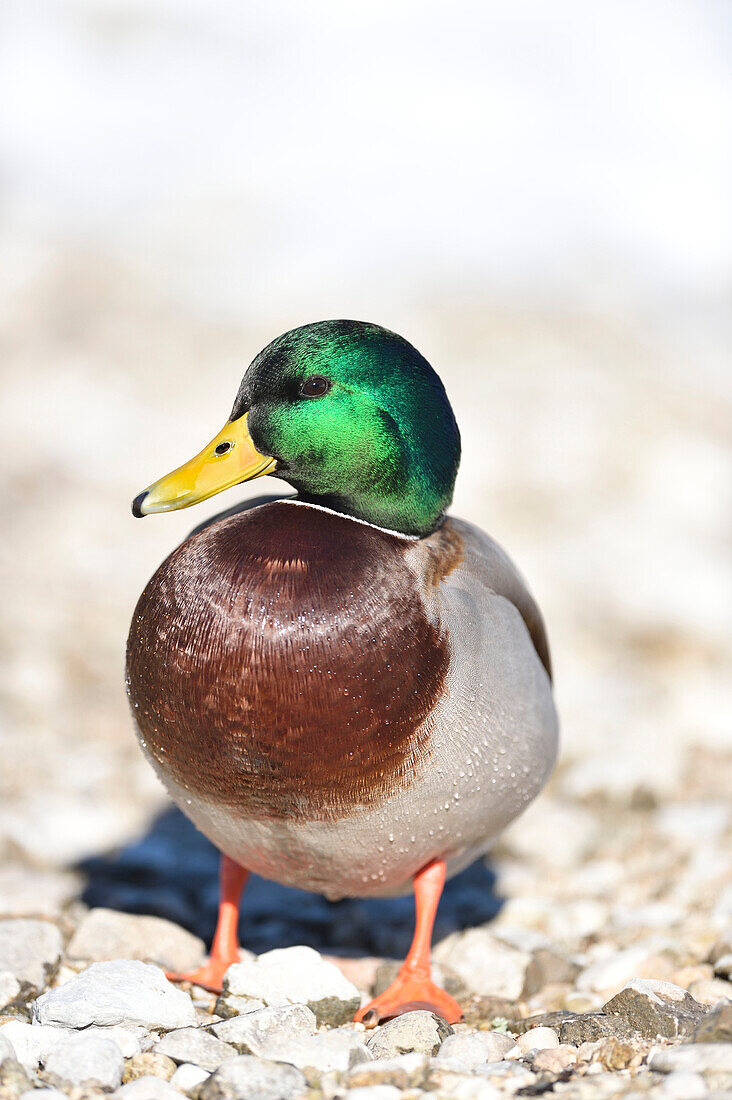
<box><xmin>210</xmin><ymin>1004</ymin><xmax>317</xmax><ymax>1054</ymax></box>
<box><xmin>250</xmin><ymin>1027</ymin><xmax>372</xmax><ymax>1076</ymax></box>
<box><xmin>154</xmin><ymin>1027</ymin><xmax>237</xmax><ymax>1071</ymax></box>
<box><xmin>472</xmin><ymin>1032</ymin><xmax>515</xmax><ymax>1061</ymax></box>
<box><xmin>345</xmin><ymin>1052</ymin><xmax>429</xmax><ymax>1089</ymax></box>
<box><xmin>223</xmin><ymin>946</ymin><xmax>360</xmax><ymax>1026</ymax></box>
<box><xmin>603</xmin><ymin>978</ymin><xmax>705</xmax><ymax>1040</ymax></box>
<box><xmin>68</xmin><ymin>908</ymin><xmax>206</xmax><ymax>972</ymax></box>
<box><xmin>0</xmin><ymin>919</ymin><xmax>63</xmax><ymax>988</ymax></box>
<box><xmin>32</xmin><ymin>960</ymin><xmax>196</xmax><ymax>1031</ymax></box>
<box><xmin>436</xmin><ymin>1033</ymin><xmax>502</xmax><ymax>1068</ymax></box>
<box><xmin>199</xmin><ymin>1054</ymin><xmax>307</xmax><ymax>1100</ymax></box>
<box><xmin>693</xmin><ymin>998</ymin><xmax>732</xmax><ymax>1042</ymax></box>
<box><xmin>44</xmin><ymin>1033</ymin><xmax>124</xmax><ymax>1090</ymax></box>
<box><xmin>650</xmin><ymin>1042</ymin><xmax>732</xmax><ymax>1074</ymax></box>
<box><xmin>433</xmin><ymin>928</ymin><xmax>530</xmax><ymax>999</ymax></box>
<box><xmin>366</xmin><ymin>1011</ymin><xmax>454</xmax><ymax>1059</ymax></box>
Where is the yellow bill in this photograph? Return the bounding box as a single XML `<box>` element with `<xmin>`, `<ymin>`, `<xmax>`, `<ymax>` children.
<box><xmin>132</xmin><ymin>412</ymin><xmax>277</xmax><ymax>517</ymax></box>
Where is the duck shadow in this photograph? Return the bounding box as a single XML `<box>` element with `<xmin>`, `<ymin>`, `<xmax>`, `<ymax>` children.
<box><xmin>78</xmin><ymin>807</ymin><xmax>503</xmax><ymax>959</ymax></box>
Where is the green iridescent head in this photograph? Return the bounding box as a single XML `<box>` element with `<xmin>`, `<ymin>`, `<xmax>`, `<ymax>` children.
<box><xmin>133</xmin><ymin>320</ymin><xmax>460</xmax><ymax>538</ymax></box>
<box><xmin>232</xmin><ymin>320</ymin><xmax>460</xmax><ymax>536</ymax></box>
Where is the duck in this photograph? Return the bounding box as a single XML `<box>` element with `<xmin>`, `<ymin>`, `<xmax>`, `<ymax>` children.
<box><xmin>126</xmin><ymin>319</ymin><xmax>558</xmax><ymax>1025</ymax></box>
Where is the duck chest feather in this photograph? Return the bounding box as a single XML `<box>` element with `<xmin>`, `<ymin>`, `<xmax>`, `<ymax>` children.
<box><xmin>126</xmin><ymin>501</ymin><xmax>457</xmax><ymax>821</ymax></box>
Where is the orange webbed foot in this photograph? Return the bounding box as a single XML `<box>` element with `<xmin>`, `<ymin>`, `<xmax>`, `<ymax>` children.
<box><xmin>355</xmin><ymin>970</ymin><xmax>463</xmax><ymax>1027</ymax></box>
<box><xmin>165</xmin><ymin>955</ymin><xmax>239</xmax><ymax>994</ymax></box>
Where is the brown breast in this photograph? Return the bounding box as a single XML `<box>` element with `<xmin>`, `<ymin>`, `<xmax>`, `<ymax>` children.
<box><xmin>126</xmin><ymin>502</ymin><xmax>451</xmax><ymax>822</ymax></box>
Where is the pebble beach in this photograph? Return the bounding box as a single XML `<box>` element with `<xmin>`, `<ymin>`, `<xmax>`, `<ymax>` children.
<box><xmin>1</xmin><ymin>3</ymin><xmax>730</xmax><ymax>1096</ymax></box>
<box><xmin>0</xmin><ymin>253</ymin><xmax>730</xmax><ymax>1099</ymax></box>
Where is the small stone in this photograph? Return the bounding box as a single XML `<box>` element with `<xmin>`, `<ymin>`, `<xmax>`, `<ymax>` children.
<box><xmin>67</xmin><ymin>909</ymin><xmax>205</xmax><ymax>973</ymax></box>
<box><xmin>0</xmin><ymin>920</ymin><xmax>63</xmax><ymax>988</ymax></box>
<box><xmin>115</xmin><ymin>1076</ymin><xmax>183</xmax><ymax>1099</ymax></box>
<box><xmin>199</xmin><ymin>1055</ymin><xmax>307</xmax><ymax>1100</ymax></box>
<box><xmin>513</xmin><ymin>1011</ymin><xmax>573</xmax><ymax>1035</ymax></box>
<box><xmin>169</xmin><ymin>1062</ymin><xmax>210</xmax><ymax>1091</ymax></box>
<box><xmin>594</xmin><ymin>1037</ymin><xmax>643</xmax><ymax>1070</ymax></box>
<box><xmin>83</xmin><ymin>1026</ymin><xmax>148</xmax><ymax>1059</ymax></box>
<box><xmin>693</xmin><ymin>998</ymin><xmax>732</xmax><ymax>1042</ymax></box>
<box><xmin>461</xmin><ymin>996</ymin><xmax>521</xmax><ymax>1028</ymax></box>
<box><xmin>345</xmin><ymin>1052</ymin><xmax>428</xmax><ymax>1089</ymax></box>
<box><xmin>367</xmin><ymin>1011</ymin><xmax>453</xmax><ymax>1059</ymax></box>
<box><xmin>650</xmin><ymin>1042</ymin><xmax>732</xmax><ymax>1074</ymax></box>
<box><xmin>516</xmin><ymin>1026</ymin><xmax>559</xmax><ymax>1053</ymax></box>
<box><xmin>522</xmin><ymin>950</ymin><xmax>581</xmax><ymax>997</ymax></box>
<box><xmin>122</xmin><ymin>1052</ymin><xmax>177</xmax><ymax>1083</ymax></box>
<box><xmin>436</xmin><ymin>1033</ymin><xmax>500</xmax><ymax>1068</ymax></box>
<box><xmin>659</xmin><ymin>1071</ymin><xmax>708</xmax><ymax>1098</ymax></box>
<box><xmin>32</xmin><ymin>960</ymin><xmax>196</xmax><ymax>1030</ymax></box>
<box><xmin>688</xmin><ymin>977</ymin><xmax>732</xmax><ymax>1006</ymax></box>
<box><xmin>559</xmin><ymin>1012</ymin><xmax>633</xmax><ymax>1045</ymax></box>
<box><xmin>433</xmin><ymin>929</ymin><xmax>530</xmax><ymax>999</ymax></box>
<box><xmin>44</xmin><ymin>1033</ymin><xmax>124</xmax><ymax>1090</ymax></box>
<box><xmin>210</xmin><ymin>1004</ymin><xmax>316</xmax><ymax>1053</ymax></box>
<box><xmin>222</xmin><ymin>946</ymin><xmax>360</xmax><ymax>1026</ymax></box>
<box><xmin>713</xmin><ymin>953</ymin><xmax>732</xmax><ymax>979</ymax></box>
<box><xmin>603</xmin><ymin>978</ymin><xmax>705</xmax><ymax>1039</ymax></box>
<box><xmin>0</xmin><ymin>1020</ymin><xmax>74</xmax><ymax>1070</ymax></box>
<box><xmin>0</xmin><ymin>973</ymin><xmax>21</xmax><ymax>1012</ymax></box>
<box><xmin>213</xmin><ymin>994</ymin><xmax>266</xmax><ymax>1019</ymax></box>
<box><xmin>530</xmin><ymin>1045</ymin><xmax>577</xmax><ymax>1073</ymax></box>
<box><xmin>473</xmin><ymin>1032</ymin><xmax>515</xmax><ymax>1061</ymax></box>
<box><xmin>247</xmin><ymin>1027</ymin><xmax>371</xmax><ymax>1076</ymax></box>
<box><xmin>154</xmin><ymin>1028</ymin><xmax>236</xmax><ymax>1072</ymax></box>
<box><xmin>345</xmin><ymin>1088</ymin><xmax>402</xmax><ymax>1100</ymax></box>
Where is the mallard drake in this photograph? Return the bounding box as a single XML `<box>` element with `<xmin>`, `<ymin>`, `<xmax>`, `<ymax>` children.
<box><xmin>127</xmin><ymin>320</ymin><xmax>558</xmax><ymax>1024</ymax></box>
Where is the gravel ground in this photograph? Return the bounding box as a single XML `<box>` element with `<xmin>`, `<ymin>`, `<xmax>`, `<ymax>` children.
<box><xmin>0</xmin><ymin>256</ymin><xmax>730</xmax><ymax>1099</ymax></box>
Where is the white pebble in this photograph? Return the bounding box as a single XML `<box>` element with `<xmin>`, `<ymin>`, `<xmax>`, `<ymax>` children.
<box><xmin>170</xmin><ymin>1062</ymin><xmax>211</xmax><ymax>1090</ymax></box>
<box><xmin>516</xmin><ymin>1027</ymin><xmax>559</xmax><ymax>1053</ymax></box>
<box><xmin>32</xmin><ymin>960</ymin><xmax>196</xmax><ymax>1031</ymax></box>
<box><xmin>44</xmin><ymin>1033</ymin><xmax>124</xmax><ymax>1090</ymax></box>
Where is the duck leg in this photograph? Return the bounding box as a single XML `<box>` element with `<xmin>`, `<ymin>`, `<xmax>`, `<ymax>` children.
<box><xmin>166</xmin><ymin>854</ymin><xmax>249</xmax><ymax>992</ymax></box>
<box><xmin>355</xmin><ymin>859</ymin><xmax>462</xmax><ymax>1025</ymax></box>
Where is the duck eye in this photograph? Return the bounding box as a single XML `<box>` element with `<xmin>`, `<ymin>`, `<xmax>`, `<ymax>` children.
<box><xmin>214</xmin><ymin>441</ymin><xmax>232</xmax><ymax>455</ymax></box>
<box><xmin>300</xmin><ymin>375</ymin><xmax>331</xmax><ymax>398</ymax></box>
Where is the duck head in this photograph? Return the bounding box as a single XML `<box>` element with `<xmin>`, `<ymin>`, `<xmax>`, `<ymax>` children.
<box><xmin>132</xmin><ymin>319</ymin><xmax>460</xmax><ymax>537</ymax></box>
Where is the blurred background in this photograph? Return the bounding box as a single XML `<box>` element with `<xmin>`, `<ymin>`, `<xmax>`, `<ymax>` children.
<box><xmin>0</xmin><ymin>1</ymin><xmax>730</xmax><ymax>940</ymax></box>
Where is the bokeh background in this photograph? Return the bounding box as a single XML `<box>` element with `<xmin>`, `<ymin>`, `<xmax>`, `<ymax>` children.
<box><xmin>0</xmin><ymin>2</ymin><xmax>730</xmax><ymax>938</ymax></box>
